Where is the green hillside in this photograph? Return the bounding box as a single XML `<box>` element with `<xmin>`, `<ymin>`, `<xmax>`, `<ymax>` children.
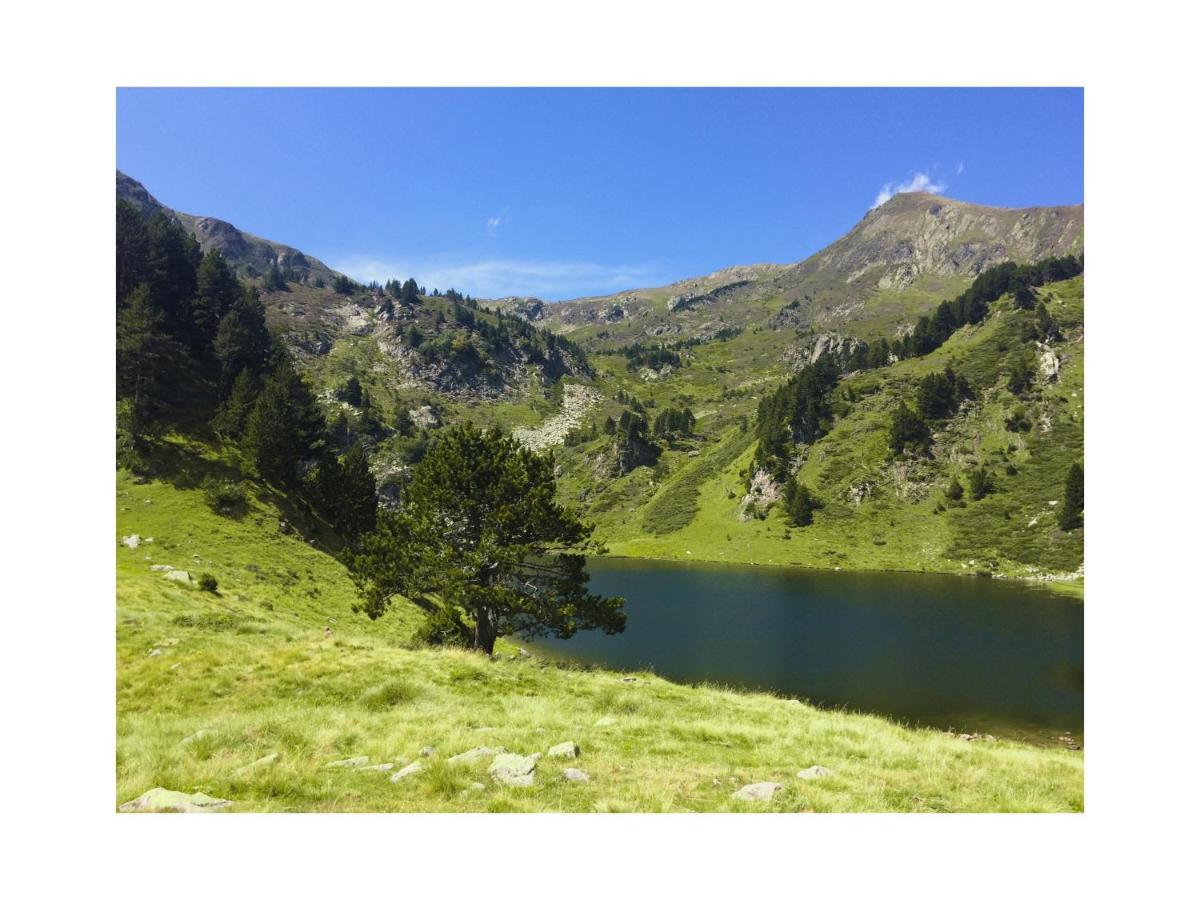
<box><xmin>117</xmin><ymin>456</ymin><xmax>1082</xmax><ymax>812</ymax></box>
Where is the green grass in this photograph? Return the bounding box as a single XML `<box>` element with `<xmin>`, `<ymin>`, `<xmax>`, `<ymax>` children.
<box><xmin>117</xmin><ymin>450</ymin><xmax>1083</xmax><ymax>813</ymax></box>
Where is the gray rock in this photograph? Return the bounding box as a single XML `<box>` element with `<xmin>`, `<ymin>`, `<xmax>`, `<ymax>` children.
<box><xmin>796</xmin><ymin>765</ymin><xmax>833</xmax><ymax>780</ymax></box>
<box><xmin>732</xmin><ymin>782</ymin><xmax>784</xmax><ymax>802</ymax></box>
<box><xmin>147</xmin><ymin>647</ymin><xmax>162</xmax><ymax>657</ymax></box>
<box><xmin>518</xmin><ymin>648</ymin><xmax>531</xmax><ymax>658</ymax></box>
<box><xmin>149</xmin><ymin>564</ymin><xmax>175</xmax><ymax>572</ymax></box>
<box><xmin>120</xmin><ymin>534</ymin><xmax>142</xmax><ymax>549</ymax></box>
<box><xmin>361</xmin><ymin>763</ymin><xmax>395</xmax><ymax>772</ymax></box>
<box><xmin>563</xmin><ymin>768</ymin><xmax>590</xmax><ymax>783</ymax></box>
<box><xmin>164</xmin><ymin>569</ymin><xmax>192</xmax><ymax>585</ymax></box>
<box><xmin>489</xmin><ymin>752</ymin><xmax>540</xmax><ymax>787</ymax></box>
<box><xmin>448</xmin><ymin>746</ymin><xmax>506</xmax><ymax>764</ymax></box>
<box><xmin>594</xmin><ymin>717</ymin><xmax>618</xmax><ymax>728</ymax></box>
<box><xmin>389</xmin><ymin>761</ymin><xmax>423</xmax><ymax>782</ymax></box>
<box><xmin>468</xmin><ymin>782</ymin><xmax>486</xmax><ymax>791</ymax></box>
<box><xmin>119</xmin><ymin>787</ymin><xmax>231</xmax><ymax>813</ymax></box>
<box><xmin>324</xmin><ymin>756</ymin><xmax>370</xmax><ymax>769</ymax></box>
<box><xmin>419</xmin><ymin>746</ymin><xmax>436</xmax><ymax>757</ymax></box>
<box><xmin>179</xmin><ymin>729</ymin><xmax>214</xmax><ymax>746</ymax></box>
<box><xmin>547</xmin><ymin>741</ymin><xmax>580</xmax><ymax>759</ymax></box>
<box><xmin>236</xmin><ymin>752</ymin><xmax>280</xmax><ymax>774</ymax></box>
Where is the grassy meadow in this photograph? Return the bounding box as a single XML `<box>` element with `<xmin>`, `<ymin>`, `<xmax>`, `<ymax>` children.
<box><xmin>117</xmin><ymin>463</ymin><xmax>1083</xmax><ymax>813</ymax></box>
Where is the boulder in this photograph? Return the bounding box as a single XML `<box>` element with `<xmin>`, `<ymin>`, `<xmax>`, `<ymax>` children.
<box><xmin>448</xmin><ymin>746</ymin><xmax>507</xmax><ymax>764</ymax></box>
<box><xmin>361</xmin><ymin>763</ymin><xmax>395</xmax><ymax>772</ymax></box>
<box><xmin>796</xmin><ymin>765</ymin><xmax>833</xmax><ymax>780</ymax></box>
<box><xmin>419</xmin><ymin>746</ymin><xmax>436</xmax><ymax>757</ymax></box>
<box><xmin>390</xmin><ymin>761</ymin><xmax>423</xmax><ymax>782</ymax></box>
<box><xmin>147</xmin><ymin>648</ymin><xmax>162</xmax><ymax>657</ymax></box>
<box><xmin>324</xmin><ymin>756</ymin><xmax>370</xmax><ymax>769</ymax></box>
<box><xmin>489</xmin><ymin>752</ymin><xmax>540</xmax><ymax>787</ymax></box>
<box><xmin>593</xmin><ymin>717</ymin><xmax>618</xmax><ymax>728</ymax></box>
<box><xmin>547</xmin><ymin>741</ymin><xmax>580</xmax><ymax>759</ymax></box>
<box><xmin>732</xmin><ymin>782</ymin><xmax>783</xmax><ymax>802</ymax></box>
<box><xmin>563</xmin><ymin>768</ymin><xmax>590</xmax><ymax>783</ymax></box>
<box><xmin>119</xmin><ymin>787</ymin><xmax>231</xmax><ymax>813</ymax></box>
<box><xmin>164</xmin><ymin>570</ymin><xmax>192</xmax><ymax>585</ymax></box>
<box><xmin>149</xmin><ymin>564</ymin><xmax>175</xmax><ymax>572</ymax></box>
<box><xmin>120</xmin><ymin>534</ymin><xmax>142</xmax><ymax>549</ymax></box>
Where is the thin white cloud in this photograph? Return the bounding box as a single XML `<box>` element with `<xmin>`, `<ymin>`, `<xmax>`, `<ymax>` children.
<box><xmin>486</xmin><ymin>215</ymin><xmax>502</xmax><ymax>232</ymax></box>
<box><xmin>871</xmin><ymin>171</ymin><xmax>948</xmax><ymax>210</ymax></box>
<box><xmin>955</xmin><ymin>160</ymin><xmax>965</xmax><ymax>176</ymax></box>
<box><xmin>333</xmin><ymin>255</ymin><xmax>659</xmax><ymax>301</ymax></box>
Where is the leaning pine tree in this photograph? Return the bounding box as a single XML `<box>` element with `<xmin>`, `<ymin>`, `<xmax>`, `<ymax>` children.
<box><xmin>348</xmin><ymin>423</ymin><xmax>625</xmax><ymax>654</ymax></box>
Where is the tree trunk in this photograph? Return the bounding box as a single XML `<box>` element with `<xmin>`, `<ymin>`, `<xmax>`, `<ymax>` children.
<box><xmin>473</xmin><ymin>606</ymin><xmax>497</xmax><ymax>655</ymax></box>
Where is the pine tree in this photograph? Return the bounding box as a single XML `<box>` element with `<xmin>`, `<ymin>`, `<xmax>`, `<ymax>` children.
<box><xmin>243</xmin><ymin>365</ymin><xmax>325</xmax><ymax>486</ymax></box>
<box><xmin>888</xmin><ymin>401</ymin><xmax>932</xmax><ymax>456</ymax></box>
<box><xmin>347</xmin><ymin>423</ymin><xmax>625</xmax><ymax>654</ymax></box>
<box><xmin>193</xmin><ymin>250</ymin><xmax>242</xmax><ymax>347</ymax></box>
<box><xmin>212</xmin><ymin>370</ymin><xmax>260</xmax><ymax>439</ymax></box>
<box><xmin>785</xmin><ymin>478</ymin><xmax>822</xmax><ymax>526</ymax></box>
<box><xmin>116</xmin><ymin>284</ymin><xmax>182</xmax><ymax>435</ymax></box>
<box><xmin>116</xmin><ymin>199</ymin><xmax>151</xmax><ymax>306</ymax></box>
<box><xmin>213</xmin><ymin>287</ymin><xmax>272</xmax><ymax>391</ymax></box>
<box><xmin>1058</xmin><ymin>463</ymin><xmax>1084</xmax><ymax>530</ymax></box>
<box><xmin>335</xmin><ymin>444</ymin><xmax>378</xmax><ymax>538</ymax></box>
<box><xmin>145</xmin><ymin>212</ymin><xmax>202</xmax><ymax>341</ymax></box>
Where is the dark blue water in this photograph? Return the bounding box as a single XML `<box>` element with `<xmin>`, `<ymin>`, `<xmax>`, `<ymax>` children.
<box><xmin>531</xmin><ymin>558</ymin><xmax>1083</xmax><ymax>739</ymax></box>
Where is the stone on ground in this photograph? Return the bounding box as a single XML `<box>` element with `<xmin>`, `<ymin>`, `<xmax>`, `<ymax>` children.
<box><xmin>164</xmin><ymin>569</ymin><xmax>192</xmax><ymax>584</ymax></box>
<box><xmin>149</xmin><ymin>564</ymin><xmax>175</xmax><ymax>572</ymax></box>
<box><xmin>447</xmin><ymin>746</ymin><xmax>506</xmax><ymax>764</ymax></box>
<box><xmin>489</xmin><ymin>752</ymin><xmax>540</xmax><ymax>787</ymax></box>
<box><xmin>594</xmin><ymin>717</ymin><xmax>618</xmax><ymax>728</ymax></box>
<box><xmin>361</xmin><ymin>763</ymin><xmax>395</xmax><ymax>772</ymax></box>
<box><xmin>120</xmin><ymin>534</ymin><xmax>142</xmax><ymax>549</ymax></box>
<box><xmin>390</xmin><ymin>761</ymin><xmax>423</xmax><ymax>782</ymax></box>
<box><xmin>324</xmin><ymin>756</ymin><xmax>370</xmax><ymax>769</ymax></box>
<box><xmin>796</xmin><ymin>765</ymin><xmax>833</xmax><ymax>780</ymax></box>
<box><xmin>179</xmin><ymin>729</ymin><xmax>214</xmax><ymax>746</ymax></box>
<box><xmin>236</xmin><ymin>753</ymin><xmax>280</xmax><ymax>774</ymax></box>
<box><xmin>732</xmin><ymin>782</ymin><xmax>784</xmax><ymax>802</ymax></box>
<box><xmin>563</xmin><ymin>768</ymin><xmax>590</xmax><ymax>783</ymax></box>
<box><xmin>547</xmin><ymin>741</ymin><xmax>580</xmax><ymax>759</ymax></box>
<box><xmin>419</xmin><ymin>746</ymin><xmax>436</xmax><ymax>757</ymax></box>
<box><xmin>119</xmin><ymin>787</ymin><xmax>232</xmax><ymax>813</ymax></box>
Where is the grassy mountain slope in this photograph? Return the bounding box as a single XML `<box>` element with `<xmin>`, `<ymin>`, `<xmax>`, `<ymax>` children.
<box><xmin>117</xmin><ymin>450</ymin><xmax>1082</xmax><ymax>812</ymax></box>
<box><xmin>116</xmin><ymin>173</ymin><xmax>1083</xmax><ymax>582</ymax></box>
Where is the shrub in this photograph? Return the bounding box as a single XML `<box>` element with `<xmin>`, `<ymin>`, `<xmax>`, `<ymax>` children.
<box><xmin>202</xmin><ymin>476</ymin><xmax>249</xmax><ymax>518</ymax></box>
<box><xmin>945</xmin><ymin>477</ymin><xmax>964</xmax><ymax>501</ymax></box>
<box><xmin>968</xmin><ymin>468</ymin><xmax>994</xmax><ymax>501</ymax></box>
<box><xmin>197</xmin><ymin>572</ymin><xmax>219</xmax><ymax>593</ymax></box>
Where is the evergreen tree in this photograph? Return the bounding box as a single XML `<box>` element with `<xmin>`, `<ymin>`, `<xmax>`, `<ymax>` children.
<box><xmin>116</xmin><ymin>199</ymin><xmax>151</xmax><ymax>305</ymax></box>
<box><xmin>264</xmin><ymin>263</ymin><xmax>287</xmax><ymax>292</ymax></box>
<box><xmin>1007</xmin><ymin>354</ymin><xmax>1035</xmax><ymax>395</ymax></box>
<box><xmin>888</xmin><ymin>401</ymin><xmax>932</xmax><ymax>456</ymax></box>
<box><xmin>335</xmin><ymin>444</ymin><xmax>378</xmax><ymax>538</ymax></box>
<box><xmin>243</xmin><ymin>365</ymin><xmax>325</xmax><ymax>486</ymax></box>
<box><xmin>212</xmin><ymin>369</ymin><xmax>260</xmax><ymax>439</ymax></box>
<box><xmin>1058</xmin><ymin>463</ymin><xmax>1084</xmax><ymax>530</ymax></box>
<box><xmin>341</xmin><ymin>376</ymin><xmax>363</xmax><ymax>407</ymax></box>
<box><xmin>116</xmin><ymin>284</ymin><xmax>182</xmax><ymax>435</ymax></box>
<box><xmin>401</xmin><ymin>278</ymin><xmax>420</xmax><ymax>305</ymax></box>
<box><xmin>603</xmin><ymin>415</ymin><xmax>616</xmax><ymax>435</ymax></box>
<box><xmin>145</xmin><ymin>212</ymin><xmax>201</xmax><ymax>340</ymax></box>
<box><xmin>193</xmin><ymin>250</ymin><xmax>242</xmax><ymax>347</ymax></box>
<box><xmin>213</xmin><ymin>286</ymin><xmax>272</xmax><ymax>391</ymax></box>
<box><xmin>785</xmin><ymin>478</ymin><xmax>822</xmax><ymax>526</ymax></box>
<box><xmin>1012</xmin><ymin>282</ymin><xmax>1037</xmax><ymax>310</ymax></box>
<box><xmin>348</xmin><ymin>423</ymin><xmax>625</xmax><ymax>654</ymax></box>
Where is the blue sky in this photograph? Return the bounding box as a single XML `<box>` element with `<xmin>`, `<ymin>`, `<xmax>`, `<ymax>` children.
<box><xmin>117</xmin><ymin>88</ymin><xmax>1082</xmax><ymax>300</ymax></box>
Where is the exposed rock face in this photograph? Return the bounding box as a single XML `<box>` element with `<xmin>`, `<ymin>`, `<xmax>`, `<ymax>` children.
<box><xmin>512</xmin><ymin>385</ymin><xmax>601</xmax><ymax>451</ymax></box>
<box><xmin>547</xmin><ymin>741</ymin><xmax>581</xmax><ymax>759</ymax></box>
<box><xmin>784</xmin><ymin>331</ymin><xmax>868</xmax><ymax>373</ymax></box>
<box><xmin>739</xmin><ymin>469</ymin><xmax>782</xmax><ymax>519</ymax></box>
<box><xmin>803</xmin><ymin>192</ymin><xmax>1083</xmax><ymax>289</ymax></box>
<box><xmin>1039</xmin><ymin>348</ymin><xmax>1061</xmax><ymax>381</ymax></box>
